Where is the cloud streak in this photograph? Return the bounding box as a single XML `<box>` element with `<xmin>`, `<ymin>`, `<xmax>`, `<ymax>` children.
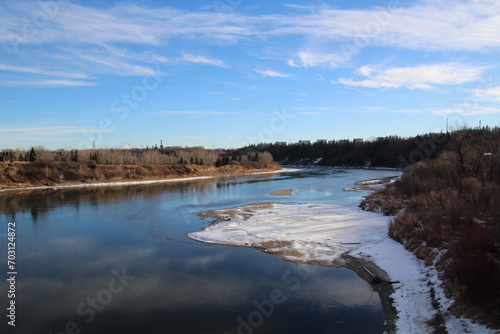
<box><xmin>181</xmin><ymin>54</ymin><xmax>227</xmax><ymax>68</ymax></box>
<box><xmin>0</xmin><ymin>124</ymin><xmax>88</xmax><ymax>147</ymax></box>
<box><xmin>0</xmin><ymin>0</ymin><xmax>498</xmax><ymax>88</ymax></box>
<box><xmin>337</xmin><ymin>63</ymin><xmax>489</xmax><ymax>90</ymax></box>
<box><xmin>254</xmin><ymin>69</ymin><xmax>293</xmax><ymax>78</ymax></box>
<box><xmin>433</xmin><ymin>106</ymin><xmax>500</xmax><ymax>116</ymax></box>
<box><xmin>0</xmin><ymin>64</ymin><xmax>89</xmax><ymax>79</ymax></box>
<box><xmin>0</xmin><ymin>79</ymin><xmax>94</xmax><ymax>87</ymax></box>
<box><xmin>154</xmin><ymin>110</ymin><xmax>239</xmax><ymax>116</ymax></box>
<box><xmin>472</xmin><ymin>85</ymin><xmax>500</xmax><ymax>102</ymax></box>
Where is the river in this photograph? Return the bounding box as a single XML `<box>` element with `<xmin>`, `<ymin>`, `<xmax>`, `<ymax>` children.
<box><xmin>0</xmin><ymin>167</ymin><xmax>401</xmax><ymax>334</ymax></box>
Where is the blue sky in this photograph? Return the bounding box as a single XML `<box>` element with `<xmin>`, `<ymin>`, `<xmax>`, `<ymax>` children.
<box><xmin>1</xmin><ymin>0</ymin><xmax>500</xmax><ymax>150</ymax></box>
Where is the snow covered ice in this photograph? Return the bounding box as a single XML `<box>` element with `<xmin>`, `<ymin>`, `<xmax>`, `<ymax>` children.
<box><xmin>189</xmin><ymin>202</ymin><xmax>497</xmax><ymax>334</ymax></box>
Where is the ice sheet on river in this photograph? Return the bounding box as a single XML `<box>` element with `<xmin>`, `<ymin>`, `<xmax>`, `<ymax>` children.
<box><xmin>188</xmin><ymin>202</ymin><xmax>497</xmax><ymax>334</ymax></box>
<box><xmin>189</xmin><ymin>202</ymin><xmax>390</xmax><ymax>265</ymax></box>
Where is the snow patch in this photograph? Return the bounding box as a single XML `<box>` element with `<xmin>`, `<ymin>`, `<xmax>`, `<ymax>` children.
<box><xmin>188</xmin><ymin>202</ymin><xmax>497</xmax><ymax>334</ymax></box>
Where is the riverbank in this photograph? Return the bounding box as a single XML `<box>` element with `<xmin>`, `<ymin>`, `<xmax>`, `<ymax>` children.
<box><xmin>0</xmin><ymin>162</ymin><xmax>282</xmax><ymax>193</ymax></box>
<box><xmin>188</xmin><ymin>202</ymin><xmax>496</xmax><ymax>334</ymax></box>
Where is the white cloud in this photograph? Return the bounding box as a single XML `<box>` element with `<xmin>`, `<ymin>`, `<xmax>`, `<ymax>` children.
<box><xmin>2</xmin><ymin>1</ymin><xmax>499</xmax><ymax>53</ymax></box>
<box><xmin>181</xmin><ymin>54</ymin><xmax>227</xmax><ymax>68</ymax></box>
<box><xmin>271</xmin><ymin>1</ymin><xmax>500</xmax><ymax>52</ymax></box>
<box><xmin>0</xmin><ymin>2</ymin><xmax>252</xmax><ymax>46</ymax></box>
<box><xmin>0</xmin><ymin>79</ymin><xmax>94</xmax><ymax>87</ymax></box>
<box><xmin>433</xmin><ymin>106</ymin><xmax>500</xmax><ymax>115</ymax></box>
<box><xmin>155</xmin><ymin>110</ymin><xmax>239</xmax><ymax>116</ymax></box>
<box><xmin>0</xmin><ymin>0</ymin><xmax>499</xmax><ymax>83</ymax></box>
<box><xmin>0</xmin><ymin>64</ymin><xmax>89</xmax><ymax>79</ymax></box>
<box><xmin>0</xmin><ymin>125</ymin><xmax>84</xmax><ymax>135</ymax></box>
<box><xmin>337</xmin><ymin>63</ymin><xmax>489</xmax><ymax>90</ymax></box>
<box><xmin>288</xmin><ymin>51</ymin><xmax>345</xmax><ymax>68</ymax></box>
<box><xmin>471</xmin><ymin>86</ymin><xmax>500</xmax><ymax>102</ymax></box>
<box><xmin>390</xmin><ymin>109</ymin><xmax>424</xmax><ymax>114</ymax></box>
<box><xmin>0</xmin><ymin>124</ymin><xmax>87</xmax><ymax>146</ymax></box>
<box><xmin>254</xmin><ymin>69</ymin><xmax>293</xmax><ymax>78</ymax></box>
<box><xmin>70</xmin><ymin>50</ymin><xmax>160</xmax><ymax>77</ymax></box>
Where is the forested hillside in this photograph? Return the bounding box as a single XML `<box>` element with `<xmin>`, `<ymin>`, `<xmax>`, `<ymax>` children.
<box><xmin>361</xmin><ymin>127</ymin><xmax>500</xmax><ymax>328</ymax></box>
<box><xmin>245</xmin><ymin>132</ymin><xmax>453</xmax><ymax>168</ymax></box>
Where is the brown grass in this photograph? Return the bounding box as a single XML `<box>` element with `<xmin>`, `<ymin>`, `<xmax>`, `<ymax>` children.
<box><xmin>362</xmin><ymin>128</ymin><xmax>500</xmax><ymax>329</ymax></box>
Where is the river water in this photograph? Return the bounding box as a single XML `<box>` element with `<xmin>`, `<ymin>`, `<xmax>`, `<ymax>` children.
<box><xmin>0</xmin><ymin>167</ymin><xmax>401</xmax><ymax>334</ymax></box>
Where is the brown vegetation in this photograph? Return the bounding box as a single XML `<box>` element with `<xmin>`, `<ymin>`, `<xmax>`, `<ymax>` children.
<box><xmin>361</xmin><ymin>127</ymin><xmax>500</xmax><ymax>329</ymax></box>
<box><xmin>0</xmin><ymin>162</ymin><xmax>281</xmax><ymax>190</ymax></box>
<box><xmin>0</xmin><ymin>147</ymin><xmax>279</xmax><ymax>190</ymax></box>
<box><xmin>359</xmin><ymin>180</ymin><xmax>409</xmax><ymax>215</ymax></box>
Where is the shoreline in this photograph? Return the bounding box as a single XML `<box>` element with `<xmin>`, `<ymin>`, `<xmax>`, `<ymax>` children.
<box><xmin>189</xmin><ymin>202</ymin><xmax>398</xmax><ymax>333</ymax></box>
<box><xmin>188</xmin><ymin>201</ymin><xmax>496</xmax><ymax>334</ymax></box>
<box><xmin>0</xmin><ymin>167</ymin><xmax>286</xmax><ymax>194</ymax></box>
<box><xmin>281</xmin><ymin>164</ymin><xmax>403</xmax><ymax>171</ymax></box>
<box><xmin>341</xmin><ymin>254</ymin><xmax>397</xmax><ymax>333</ymax></box>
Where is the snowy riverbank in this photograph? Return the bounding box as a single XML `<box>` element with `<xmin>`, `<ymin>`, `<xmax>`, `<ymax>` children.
<box><xmin>188</xmin><ymin>202</ymin><xmax>496</xmax><ymax>334</ymax></box>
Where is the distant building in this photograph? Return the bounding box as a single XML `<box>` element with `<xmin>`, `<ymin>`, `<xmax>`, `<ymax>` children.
<box><xmin>353</xmin><ymin>138</ymin><xmax>365</xmax><ymax>143</ymax></box>
<box><xmin>316</xmin><ymin>139</ymin><xmax>329</xmax><ymax>144</ymax></box>
<box><xmin>275</xmin><ymin>142</ymin><xmax>289</xmax><ymax>146</ymax></box>
<box><xmin>191</xmin><ymin>146</ymin><xmax>207</xmax><ymax>149</ymax></box>
<box><xmin>168</xmin><ymin>146</ymin><xmax>186</xmax><ymax>149</ymax></box>
<box><xmin>339</xmin><ymin>139</ymin><xmax>350</xmax><ymax>144</ymax></box>
<box><xmin>298</xmin><ymin>140</ymin><xmax>313</xmax><ymax>145</ymax></box>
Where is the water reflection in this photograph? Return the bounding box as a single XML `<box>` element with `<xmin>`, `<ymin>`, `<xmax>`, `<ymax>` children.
<box><xmin>0</xmin><ymin>168</ymin><xmax>400</xmax><ymax>333</ymax></box>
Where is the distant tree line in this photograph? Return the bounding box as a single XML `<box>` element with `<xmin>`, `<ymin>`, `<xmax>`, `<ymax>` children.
<box><xmin>0</xmin><ymin>147</ymin><xmax>276</xmax><ymax>169</ymax></box>
<box><xmin>243</xmin><ymin>128</ymin><xmax>500</xmax><ymax>168</ymax></box>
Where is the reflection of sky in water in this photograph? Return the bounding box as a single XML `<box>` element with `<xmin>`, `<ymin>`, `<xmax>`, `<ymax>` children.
<box><xmin>0</xmin><ymin>168</ymin><xmax>399</xmax><ymax>333</ymax></box>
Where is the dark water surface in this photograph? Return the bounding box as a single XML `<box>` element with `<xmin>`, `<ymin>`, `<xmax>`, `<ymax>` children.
<box><xmin>0</xmin><ymin>168</ymin><xmax>400</xmax><ymax>334</ymax></box>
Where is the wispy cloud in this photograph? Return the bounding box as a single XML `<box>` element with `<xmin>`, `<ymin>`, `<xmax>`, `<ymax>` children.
<box><xmin>0</xmin><ymin>124</ymin><xmax>87</xmax><ymax>147</ymax></box>
<box><xmin>471</xmin><ymin>86</ymin><xmax>500</xmax><ymax>102</ymax></box>
<box><xmin>2</xmin><ymin>1</ymin><xmax>499</xmax><ymax>53</ymax></box>
<box><xmin>270</xmin><ymin>1</ymin><xmax>500</xmax><ymax>52</ymax></box>
<box><xmin>0</xmin><ymin>64</ymin><xmax>89</xmax><ymax>79</ymax></box>
<box><xmin>433</xmin><ymin>106</ymin><xmax>500</xmax><ymax>116</ymax></box>
<box><xmin>0</xmin><ymin>80</ymin><xmax>95</xmax><ymax>87</ymax></box>
<box><xmin>254</xmin><ymin>69</ymin><xmax>293</xmax><ymax>78</ymax></box>
<box><xmin>337</xmin><ymin>63</ymin><xmax>489</xmax><ymax>90</ymax></box>
<box><xmin>181</xmin><ymin>54</ymin><xmax>227</xmax><ymax>68</ymax></box>
<box><xmin>0</xmin><ymin>125</ymin><xmax>84</xmax><ymax>135</ymax></box>
<box><xmin>155</xmin><ymin>110</ymin><xmax>239</xmax><ymax>116</ymax></box>
<box><xmin>288</xmin><ymin>51</ymin><xmax>345</xmax><ymax>68</ymax></box>
<box><xmin>1</xmin><ymin>0</ymin><xmax>499</xmax><ymax>83</ymax></box>
<box><xmin>390</xmin><ymin>109</ymin><xmax>424</xmax><ymax>114</ymax></box>
<box><xmin>292</xmin><ymin>106</ymin><xmax>335</xmax><ymax>117</ymax></box>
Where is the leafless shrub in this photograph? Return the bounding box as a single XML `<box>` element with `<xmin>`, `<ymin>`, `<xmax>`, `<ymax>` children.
<box><xmin>366</xmin><ymin>127</ymin><xmax>500</xmax><ymax>325</ymax></box>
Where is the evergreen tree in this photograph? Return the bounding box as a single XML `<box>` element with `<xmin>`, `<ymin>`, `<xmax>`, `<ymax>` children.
<box><xmin>90</xmin><ymin>151</ymin><xmax>100</xmax><ymax>164</ymax></box>
<box><xmin>70</xmin><ymin>150</ymin><xmax>79</xmax><ymax>162</ymax></box>
<box><xmin>28</xmin><ymin>148</ymin><xmax>37</xmax><ymax>162</ymax></box>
